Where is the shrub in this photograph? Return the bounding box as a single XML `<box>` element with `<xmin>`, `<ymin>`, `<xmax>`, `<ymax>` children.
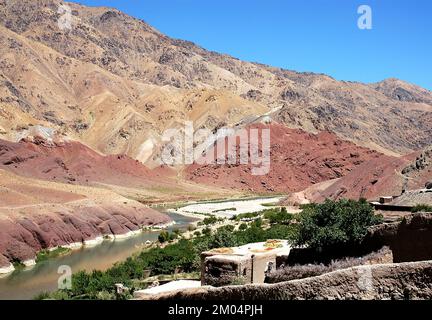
<box><xmin>158</xmin><ymin>231</ymin><xmax>170</xmax><ymax>243</ymax></box>
<box><xmin>264</xmin><ymin>208</ymin><xmax>293</xmax><ymax>225</ymax></box>
<box><xmin>234</xmin><ymin>212</ymin><xmax>261</xmax><ymax>221</ymax></box>
<box><xmin>266</xmin><ymin>246</ymin><xmax>392</xmax><ymax>283</ymax></box>
<box><xmin>238</xmin><ymin>223</ymin><xmax>248</xmax><ymax>231</ymax></box>
<box><xmin>411</xmin><ymin>204</ymin><xmax>432</xmax><ymax>213</ymax></box>
<box><xmin>229</xmin><ymin>276</ymin><xmax>247</xmax><ymax>286</ymax></box>
<box><xmin>33</xmin><ymin>292</ymin><xmax>51</xmax><ymax>300</ymax></box>
<box><xmin>294</xmin><ymin>199</ymin><xmax>382</xmax><ymax>250</ymax></box>
<box><xmin>202</xmin><ymin>216</ymin><xmax>218</xmax><ymax>225</ymax></box>
<box><xmin>218</xmin><ymin>225</ymin><xmax>235</xmax><ymax>233</ymax></box>
<box><xmin>252</xmin><ymin>218</ymin><xmax>263</xmax><ymax>228</ymax></box>
<box><xmin>202</xmin><ymin>227</ymin><xmax>212</xmax><ymax>236</ymax></box>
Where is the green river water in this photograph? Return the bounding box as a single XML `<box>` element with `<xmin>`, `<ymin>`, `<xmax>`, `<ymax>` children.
<box><xmin>0</xmin><ymin>212</ymin><xmax>195</xmax><ymax>300</ymax></box>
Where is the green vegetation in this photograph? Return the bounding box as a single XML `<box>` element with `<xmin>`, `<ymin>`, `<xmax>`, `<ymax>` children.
<box><xmin>294</xmin><ymin>199</ymin><xmax>382</xmax><ymax>250</ymax></box>
<box><xmin>36</xmin><ymin>247</ymin><xmax>71</xmax><ymax>263</ymax></box>
<box><xmin>239</xmin><ymin>223</ymin><xmax>248</xmax><ymax>231</ymax></box>
<box><xmin>411</xmin><ymin>204</ymin><xmax>432</xmax><ymax>213</ymax></box>
<box><xmin>39</xmin><ymin>220</ymin><xmax>296</xmax><ymax>300</ymax></box>
<box><xmin>202</xmin><ymin>227</ymin><xmax>212</xmax><ymax>236</ymax></box>
<box><xmin>158</xmin><ymin>231</ymin><xmax>178</xmax><ymax>243</ymax></box>
<box><xmin>12</xmin><ymin>261</ymin><xmax>26</xmax><ymax>271</ymax></box>
<box><xmin>232</xmin><ymin>212</ymin><xmax>261</xmax><ymax>221</ymax></box>
<box><xmin>212</xmin><ymin>207</ymin><xmax>237</xmax><ymax>213</ymax></box>
<box><xmin>37</xmin><ymin>199</ymin><xmax>382</xmax><ymax>300</ymax></box>
<box><xmin>261</xmin><ymin>202</ymin><xmax>279</xmax><ymax>207</ymax></box>
<box><xmin>199</xmin><ymin>216</ymin><xmax>219</xmax><ymax>226</ymax></box>
<box><xmin>229</xmin><ymin>277</ymin><xmax>247</xmax><ymax>286</ymax></box>
<box><xmin>264</xmin><ymin>207</ymin><xmax>293</xmax><ymax>225</ymax></box>
<box><xmin>193</xmin><ymin>230</ymin><xmax>201</xmax><ymax>237</ymax></box>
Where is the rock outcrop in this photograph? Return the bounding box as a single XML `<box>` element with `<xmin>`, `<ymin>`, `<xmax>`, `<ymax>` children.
<box><xmin>0</xmin><ymin>160</ymin><xmax>172</xmax><ymax>272</ymax></box>
<box><xmin>0</xmin><ymin>202</ymin><xmax>170</xmax><ymax>270</ymax></box>
<box><xmin>308</xmin><ymin>145</ymin><xmax>432</xmax><ymax>201</ymax></box>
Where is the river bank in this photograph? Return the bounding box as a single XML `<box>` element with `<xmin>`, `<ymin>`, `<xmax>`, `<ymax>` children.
<box><xmin>168</xmin><ymin>196</ymin><xmax>284</xmax><ymax>219</ymax></box>
<box><xmin>0</xmin><ymin>212</ymin><xmax>195</xmax><ymax>300</ymax></box>
<box><xmin>0</xmin><ymin>219</ymin><xmax>175</xmax><ymax>277</ymax></box>
<box><xmin>0</xmin><ymin>197</ymin><xmax>283</xmax><ymax>299</ymax></box>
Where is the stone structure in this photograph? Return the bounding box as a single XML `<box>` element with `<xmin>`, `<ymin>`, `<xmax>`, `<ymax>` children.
<box><xmin>201</xmin><ymin>240</ymin><xmax>290</xmax><ymax>287</ymax></box>
<box><xmin>379</xmin><ymin>196</ymin><xmax>394</xmax><ymax>204</ymax></box>
<box><xmin>146</xmin><ymin>260</ymin><xmax>432</xmax><ymax>300</ymax></box>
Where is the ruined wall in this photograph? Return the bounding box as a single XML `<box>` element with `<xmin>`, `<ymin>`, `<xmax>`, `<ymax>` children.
<box><xmin>391</xmin><ymin>213</ymin><xmax>432</xmax><ymax>262</ymax></box>
<box><xmin>202</xmin><ymin>255</ymin><xmax>252</xmax><ymax>287</ymax></box>
<box><xmin>252</xmin><ymin>255</ymin><xmax>275</xmax><ymax>284</ymax></box>
<box><xmin>150</xmin><ymin>260</ymin><xmax>432</xmax><ymax>300</ymax></box>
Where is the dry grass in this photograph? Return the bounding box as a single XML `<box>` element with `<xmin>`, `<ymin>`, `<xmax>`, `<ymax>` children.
<box><xmin>266</xmin><ymin>247</ymin><xmax>392</xmax><ymax>284</ymax></box>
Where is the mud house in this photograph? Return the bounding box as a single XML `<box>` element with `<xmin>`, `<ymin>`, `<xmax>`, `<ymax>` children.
<box><xmin>201</xmin><ymin>240</ymin><xmax>291</xmax><ymax>286</ymax></box>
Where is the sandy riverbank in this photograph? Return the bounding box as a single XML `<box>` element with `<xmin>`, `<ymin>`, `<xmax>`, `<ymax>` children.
<box><xmin>170</xmin><ymin>197</ymin><xmax>284</xmax><ymax>219</ymax></box>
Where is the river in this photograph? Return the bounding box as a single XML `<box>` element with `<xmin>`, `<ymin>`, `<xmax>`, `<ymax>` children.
<box><xmin>0</xmin><ymin>197</ymin><xmax>283</xmax><ymax>300</ymax></box>
<box><xmin>0</xmin><ymin>212</ymin><xmax>196</xmax><ymax>300</ymax></box>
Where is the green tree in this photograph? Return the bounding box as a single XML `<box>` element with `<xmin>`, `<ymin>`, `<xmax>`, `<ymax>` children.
<box><xmin>202</xmin><ymin>227</ymin><xmax>212</xmax><ymax>236</ymax></box>
<box><xmin>264</xmin><ymin>208</ymin><xmax>293</xmax><ymax>225</ymax></box>
<box><xmin>294</xmin><ymin>199</ymin><xmax>382</xmax><ymax>250</ymax></box>
<box><xmin>238</xmin><ymin>223</ymin><xmax>248</xmax><ymax>231</ymax></box>
<box><xmin>158</xmin><ymin>231</ymin><xmax>170</xmax><ymax>243</ymax></box>
<box><xmin>209</xmin><ymin>227</ymin><xmax>236</xmax><ymax>248</ymax></box>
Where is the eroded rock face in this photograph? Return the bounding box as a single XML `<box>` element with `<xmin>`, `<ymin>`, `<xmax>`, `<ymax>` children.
<box><xmin>186</xmin><ymin>123</ymin><xmax>381</xmax><ymax>194</ymax></box>
<box><xmin>0</xmin><ymin>253</ymin><xmax>12</xmax><ymax>269</ymax></box>
<box><xmin>0</xmin><ymin>139</ymin><xmax>172</xmax><ymax>188</ymax></box>
<box><xmin>0</xmin><ymin>203</ymin><xmax>170</xmax><ymax>265</ymax></box>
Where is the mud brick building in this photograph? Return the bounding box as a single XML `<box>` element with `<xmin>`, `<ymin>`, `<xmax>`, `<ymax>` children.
<box><xmin>201</xmin><ymin>240</ymin><xmax>291</xmax><ymax>286</ymax></box>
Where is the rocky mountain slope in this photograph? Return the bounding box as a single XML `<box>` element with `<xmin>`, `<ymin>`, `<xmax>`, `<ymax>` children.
<box><xmin>302</xmin><ymin>146</ymin><xmax>432</xmax><ymax>202</ymax></box>
<box><xmin>0</xmin><ymin>0</ymin><xmax>431</xmax><ymax>160</ymax></box>
<box><xmin>0</xmin><ymin>0</ymin><xmax>431</xmax><ymax>271</ymax></box>
<box><xmin>0</xmin><ymin>168</ymin><xmax>171</xmax><ymax>271</ymax></box>
<box><xmin>0</xmin><ymin>134</ymin><xmax>236</xmax><ymax>271</ymax></box>
<box><xmin>186</xmin><ymin>123</ymin><xmax>381</xmax><ymax>193</ymax></box>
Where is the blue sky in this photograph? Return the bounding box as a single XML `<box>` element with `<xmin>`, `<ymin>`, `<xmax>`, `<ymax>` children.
<box><xmin>72</xmin><ymin>0</ymin><xmax>432</xmax><ymax>90</ymax></box>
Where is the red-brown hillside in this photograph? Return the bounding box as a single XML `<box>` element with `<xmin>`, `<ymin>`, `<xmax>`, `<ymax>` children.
<box><xmin>186</xmin><ymin>123</ymin><xmax>382</xmax><ymax>193</ymax></box>
<box><xmin>0</xmin><ymin>138</ymin><xmax>174</xmax><ymax>188</ymax></box>
<box><xmin>310</xmin><ymin>148</ymin><xmax>431</xmax><ymax>202</ymax></box>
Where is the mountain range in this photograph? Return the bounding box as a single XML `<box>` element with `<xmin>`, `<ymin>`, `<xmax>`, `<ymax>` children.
<box><xmin>0</xmin><ymin>0</ymin><xmax>431</xmax><ymax>269</ymax></box>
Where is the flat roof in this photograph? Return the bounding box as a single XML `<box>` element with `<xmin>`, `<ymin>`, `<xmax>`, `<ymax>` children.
<box><xmin>204</xmin><ymin>240</ymin><xmax>291</xmax><ymax>258</ymax></box>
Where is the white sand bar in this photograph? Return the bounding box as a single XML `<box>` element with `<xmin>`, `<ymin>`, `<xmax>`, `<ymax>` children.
<box><xmin>171</xmin><ymin>197</ymin><xmax>283</xmax><ymax>218</ymax></box>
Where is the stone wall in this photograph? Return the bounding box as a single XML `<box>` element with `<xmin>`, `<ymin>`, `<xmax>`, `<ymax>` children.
<box><xmin>391</xmin><ymin>213</ymin><xmax>432</xmax><ymax>262</ymax></box>
<box><xmin>282</xmin><ymin>213</ymin><xmax>432</xmax><ymax>266</ymax></box>
<box><xmin>149</xmin><ymin>260</ymin><xmax>432</xmax><ymax>300</ymax></box>
<box><xmin>201</xmin><ymin>255</ymin><xmax>252</xmax><ymax>287</ymax></box>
